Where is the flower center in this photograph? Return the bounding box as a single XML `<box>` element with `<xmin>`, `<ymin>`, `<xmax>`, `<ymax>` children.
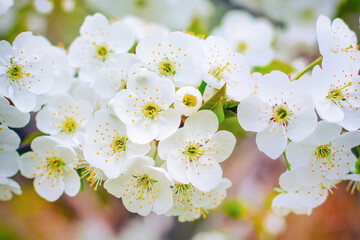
<box><xmin>315</xmin><ymin>143</ymin><xmax>334</xmax><ymax>167</ymax></box>
<box><xmin>182</xmin><ymin>94</ymin><xmax>197</xmax><ymax>107</ymax></box>
<box><xmin>237</xmin><ymin>41</ymin><xmax>248</xmax><ymax>53</ymax></box>
<box><xmin>158</xmin><ymin>58</ymin><xmax>176</xmax><ymax>77</ymax></box>
<box><xmin>80</xmin><ymin>163</ymin><xmax>107</xmax><ymax>191</ymax></box>
<box><xmin>62</xmin><ymin>116</ymin><xmax>78</xmax><ymax>134</ymax></box>
<box><xmin>183</xmin><ymin>142</ymin><xmax>204</xmax><ymax>162</ymax></box>
<box><xmin>209</xmin><ymin>62</ymin><xmax>230</xmax><ymax>81</ymax></box>
<box><xmin>327</xmin><ymin>82</ymin><xmax>352</xmax><ymax>104</ymax></box>
<box><xmin>270</xmin><ymin>104</ymin><xmax>292</xmax><ymax>127</ymax></box>
<box><xmin>94</xmin><ymin>44</ymin><xmax>112</xmax><ymax>62</ymax></box>
<box><xmin>135</xmin><ymin>174</ymin><xmax>158</xmax><ymax>199</ymax></box>
<box><xmin>174</xmin><ymin>183</ymin><xmax>192</xmax><ymax>202</ymax></box>
<box><xmin>6</xmin><ymin>62</ymin><xmax>30</xmax><ymax>82</ymax></box>
<box><xmin>142</xmin><ymin>102</ymin><xmax>162</xmax><ymax>119</ymax></box>
<box><xmin>46</xmin><ymin>156</ymin><xmax>65</xmax><ymax>174</ymax></box>
<box><xmin>111</xmin><ymin>135</ymin><xmax>127</xmax><ymax>153</ymax></box>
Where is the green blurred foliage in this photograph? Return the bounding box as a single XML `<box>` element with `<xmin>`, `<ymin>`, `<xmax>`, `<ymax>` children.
<box><xmin>336</xmin><ymin>0</ymin><xmax>360</xmax><ymax>39</ymax></box>
<box><xmin>221</xmin><ymin>199</ymin><xmax>246</xmax><ymax>219</ymax></box>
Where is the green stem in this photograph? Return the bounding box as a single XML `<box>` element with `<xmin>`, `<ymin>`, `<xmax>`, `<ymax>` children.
<box><xmin>283</xmin><ymin>152</ymin><xmax>291</xmax><ymax>171</ymax></box>
<box><xmin>291</xmin><ymin>56</ymin><xmax>323</xmax><ymax>81</ymax></box>
<box><xmin>153</xmin><ymin>141</ymin><xmax>158</xmax><ymax>160</ymax></box>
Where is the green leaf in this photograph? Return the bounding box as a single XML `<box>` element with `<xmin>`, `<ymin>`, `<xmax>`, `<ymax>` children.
<box><xmin>253</xmin><ymin>60</ymin><xmax>295</xmax><ymax>75</ymax></box>
<box><xmin>198</xmin><ymin>81</ymin><xmax>207</xmax><ymax>95</ymax></box>
<box><xmin>219</xmin><ymin>111</ymin><xmax>246</xmax><ymax>138</ymax></box>
<box><xmin>223</xmin><ymin>100</ymin><xmax>239</xmax><ymax>109</ymax></box>
<box><xmin>212</xmin><ymin>102</ymin><xmax>225</xmax><ymax>123</ymax></box>
<box><xmin>199</xmin><ymin>84</ymin><xmax>226</xmax><ymax>123</ymax></box>
<box><xmin>21</xmin><ymin>132</ymin><xmax>44</xmax><ymax>145</ymax></box>
<box><xmin>200</xmin><ymin>84</ymin><xmax>226</xmax><ymax>110</ymax></box>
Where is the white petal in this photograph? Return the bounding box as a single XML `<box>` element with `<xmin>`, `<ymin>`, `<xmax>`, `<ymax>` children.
<box><xmin>9</xmin><ymin>88</ymin><xmax>36</xmax><ymax>113</ymax></box>
<box><xmin>186</xmin><ymin>161</ymin><xmax>222</xmax><ymax>192</ymax></box>
<box><xmin>18</xmin><ymin>152</ymin><xmax>42</xmax><ymax>178</ymax></box>
<box><xmin>332</xmin><ymin>131</ymin><xmax>360</xmax><ymax>150</ymax></box>
<box><xmin>205</xmin><ymin>130</ymin><xmax>236</xmax><ymax>163</ymax></box>
<box><xmin>287</xmin><ymin>106</ymin><xmax>317</xmax><ymax>142</ymax></box>
<box><xmin>237</xmin><ymin>95</ymin><xmax>270</xmax><ymax>132</ymax></box>
<box><xmin>156</xmin><ymin>108</ymin><xmax>181</xmax><ymax>141</ymax></box>
<box><xmin>0</xmin><ymin>126</ymin><xmax>20</xmax><ymax>150</ymax></box>
<box><xmin>256</xmin><ymin>124</ymin><xmax>287</xmax><ymax>159</ymax></box>
<box><xmin>279</xmin><ymin>171</ymin><xmax>299</xmax><ymax>192</ymax></box>
<box><xmin>0</xmin><ymin>97</ymin><xmax>30</xmax><ymax>128</ymax></box>
<box><xmin>34</xmin><ymin>173</ymin><xmax>65</xmax><ymax>201</ymax></box>
<box><xmin>0</xmin><ymin>151</ymin><xmax>19</xmax><ymax>178</ymax></box>
<box><xmin>158</xmin><ymin>128</ymin><xmax>186</xmax><ymax>160</ymax></box>
<box><xmin>315</xmin><ymin>98</ymin><xmax>344</xmax><ymax>123</ymax></box>
<box><xmin>167</xmin><ymin>150</ymin><xmax>190</xmax><ymax>184</ymax></box>
<box><xmin>295</xmin><ymin>167</ymin><xmax>322</xmax><ymax>186</ymax></box>
<box><xmin>184</xmin><ymin>110</ymin><xmax>219</xmax><ymax>136</ymax></box>
<box><xmin>286</xmin><ymin>142</ymin><xmax>315</xmax><ymax>169</ymax></box>
<box><xmin>63</xmin><ymin>167</ymin><xmax>80</xmax><ymax>197</ymax></box>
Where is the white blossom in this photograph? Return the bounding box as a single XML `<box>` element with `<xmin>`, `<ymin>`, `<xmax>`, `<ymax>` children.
<box><xmin>68</xmin><ymin>13</ymin><xmax>135</xmax><ymax>77</ymax></box>
<box><xmin>136</xmin><ymin>31</ymin><xmax>203</xmax><ymax>87</ymax></box>
<box><xmin>104</xmin><ymin>156</ymin><xmax>173</xmax><ymax>216</ymax></box>
<box><xmin>166</xmin><ymin>178</ymin><xmax>231</xmax><ymax>221</ymax></box>
<box><xmin>286</xmin><ymin>121</ymin><xmax>360</xmax><ymax>185</ymax></box>
<box><xmin>202</xmin><ymin>36</ymin><xmax>253</xmax><ymax>101</ymax></box>
<box><xmin>0</xmin><ymin>32</ymin><xmax>55</xmax><ymax>112</ymax></box>
<box><xmin>18</xmin><ymin>136</ymin><xmax>80</xmax><ymax>201</ymax></box>
<box><xmin>83</xmin><ymin>109</ymin><xmax>150</xmax><ymax>179</ymax></box>
<box><xmin>0</xmin><ymin>177</ymin><xmax>21</xmax><ymax>201</ymax></box>
<box><xmin>237</xmin><ymin>71</ymin><xmax>317</xmax><ymax>159</ymax></box>
<box><xmin>317</xmin><ymin>15</ymin><xmax>360</xmax><ymax>71</ymax></box>
<box><xmin>212</xmin><ymin>10</ymin><xmax>274</xmax><ymax>67</ymax></box>
<box><xmin>310</xmin><ymin>54</ymin><xmax>360</xmax><ymax>130</ymax></box>
<box><xmin>112</xmin><ymin>69</ymin><xmax>180</xmax><ymax>144</ymax></box>
<box><xmin>36</xmin><ymin>93</ymin><xmax>93</xmax><ymax>146</ymax></box>
<box><xmin>158</xmin><ymin>110</ymin><xmax>236</xmax><ymax>192</ymax></box>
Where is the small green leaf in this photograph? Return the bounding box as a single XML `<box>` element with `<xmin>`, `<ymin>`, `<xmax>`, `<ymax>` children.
<box><xmin>21</xmin><ymin>132</ymin><xmax>44</xmax><ymax>145</ymax></box>
<box><xmin>212</xmin><ymin>102</ymin><xmax>225</xmax><ymax>123</ymax></box>
<box><xmin>200</xmin><ymin>84</ymin><xmax>226</xmax><ymax>110</ymax></box>
<box><xmin>253</xmin><ymin>60</ymin><xmax>295</xmax><ymax>75</ymax></box>
<box><xmin>198</xmin><ymin>81</ymin><xmax>207</xmax><ymax>95</ymax></box>
<box><xmin>223</xmin><ymin>100</ymin><xmax>239</xmax><ymax>109</ymax></box>
<box><xmin>224</xmin><ymin>109</ymin><xmax>237</xmax><ymax>118</ymax></box>
<box><xmin>200</xmin><ymin>84</ymin><xmax>226</xmax><ymax>123</ymax></box>
<box><xmin>219</xmin><ymin>112</ymin><xmax>246</xmax><ymax>138</ymax></box>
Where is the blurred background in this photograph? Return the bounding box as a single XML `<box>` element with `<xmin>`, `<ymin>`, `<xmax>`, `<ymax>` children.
<box><xmin>1</xmin><ymin>0</ymin><xmax>360</xmax><ymax>239</ymax></box>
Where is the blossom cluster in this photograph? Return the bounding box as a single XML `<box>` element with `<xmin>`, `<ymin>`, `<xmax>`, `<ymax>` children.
<box><xmin>0</xmin><ymin>13</ymin><xmax>238</xmax><ymax>222</ymax></box>
<box><xmin>0</xmin><ymin>10</ymin><xmax>359</xmax><ymax>221</ymax></box>
<box><xmin>237</xmin><ymin>15</ymin><xmax>360</xmax><ymax>216</ymax></box>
